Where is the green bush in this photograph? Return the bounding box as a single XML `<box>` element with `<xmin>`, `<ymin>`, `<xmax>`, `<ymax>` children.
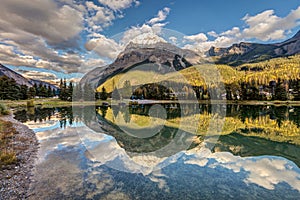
<box><xmin>0</xmin><ymin>103</ymin><xmax>10</xmax><ymax>115</ymax></box>
<box><xmin>0</xmin><ymin>151</ymin><xmax>17</xmax><ymax>167</ymax></box>
<box><xmin>27</xmin><ymin>99</ymin><xmax>35</xmax><ymax>108</ymax></box>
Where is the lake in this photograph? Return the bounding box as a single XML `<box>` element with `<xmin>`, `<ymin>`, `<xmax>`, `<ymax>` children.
<box><xmin>14</xmin><ymin>104</ymin><xmax>300</xmax><ymax>199</ymax></box>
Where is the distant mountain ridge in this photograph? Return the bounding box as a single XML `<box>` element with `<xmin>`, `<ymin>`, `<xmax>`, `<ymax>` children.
<box><xmin>207</xmin><ymin>30</ymin><xmax>300</xmax><ymax>65</ymax></box>
<box><xmin>0</xmin><ymin>64</ymin><xmax>58</xmax><ymax>89</ymax></box>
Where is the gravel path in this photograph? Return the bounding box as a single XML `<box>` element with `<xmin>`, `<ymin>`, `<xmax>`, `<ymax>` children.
<box><xmin>0</xmin><ymin>115</ymin><xmax>39</xmax><ymax>200</ymax></box>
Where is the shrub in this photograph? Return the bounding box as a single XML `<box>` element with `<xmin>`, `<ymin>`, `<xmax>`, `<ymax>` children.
<box><xmin>0</xmin><ymin>120</ymin><xmax>17</xmax><ymax>167</ymax></box>
<box><xmin>0</xmin><ymin>103</ymin><xmax>10</xmax><ymax>115</ymax></box>
<box><xmin>27</xmin><ymin>99</ymin><xmax>35</xmax><ymax>108</ymax></box>
<box><xmin>0</xmin><ymin>151</ymin><xmax>17</xmax><ymax>167</ymax></box>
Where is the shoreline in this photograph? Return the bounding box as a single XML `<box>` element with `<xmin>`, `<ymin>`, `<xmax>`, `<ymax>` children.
<box><xmin>0</xmin><ymin>114</ymin><xmax>39</xmax><ymax>199</ymax></box>
<box><xmin>113</xmin><ymin>99</ymin><xmax>300</xmax><ymax>106</ymax></box>
<box><xmin>3</xmin><ymin>98</ymin><xmax>300</xmax><ymax>109</ymax></box>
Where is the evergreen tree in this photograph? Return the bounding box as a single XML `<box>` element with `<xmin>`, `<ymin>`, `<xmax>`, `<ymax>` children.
<box><xmin>40</xmin><ymin>85</ymin><xmax>48</xmax><ymax>97</ymax></box>
<box><xmin>0</xmin><ymin>76</ymin><xmax>21</xmax><ymax>100</ymax></box>
<box><xmin>33</xmin><ymin>83</ymin><xmax>38</xmax><ymax>97</ymax></box>
<box><xmin>225</xmin><ymin>84</ymin><xmax>232</xmax><ymax>100</ymax></box>
<box><xmin>99</xmin><ymin>87</ymin><xmax>108</xmax><ymax>100</ymax></box>
<box><xmin>122</xmin><ymin>80</ymin><xmax>132</xmax><ymax>98</ymax></box>
<box><xmin>20</xmin><ymin>85</ymin><xmax>28</xmax><ymax>100</ymax></box>
<box><xmin>37</xmin><ymin>83</ymin><xmax>43</xmax><ymax>97</ymax></box>
<box><xmin>59</xmin><ymin>78</ymin><xmax>68</xmax><ymax>100</ymax></box>
<box><xmin>83</xmin><ymin>83</ymin><xmax>94</xmax><ymax>101</ymax></box>
<box><xmin>95</xmin><ymin>91</ymin><xmax>100</xmax><ymax>100</ymax></box>
<box><xmin>52</xmin><ymin>88</ymin><xmax>56</xmax><ymax>97</ymax></box>
<box><xmin>275</xmin><ymin>79</ymin><xmax>288</xmax><ymax>100</ymax></box>
<box><xmin>67</xmin><ymin>81</ymin><xmax>73</xmax><ymax>101</ymax></box>
<box><xmin>59</xmin><ymin>79</ymin><xmax>63</xmax><ymax>100</ymax></box>
<box><xmin>73</xmin><ymin>83</ymin><xmax>83</xmax><ymax>101</ymax></box>
<box><xmin>240</xmin><ymin>82</ymin><xmax>248</xmax><ymax>100</ymax></box>
<box><xmin>47</xmin><ymin>85</ymin><xmax>53</xmax><ymax>97</ymax></box>
<box><xmin>28</xmin><ymin>87</ymin><xmax>36</xmax><ymax>99</ymax></box>
<box><xmin>249</xmin><ymin>86</ymin><xmax>260</xmax><ymax>100</ymax></box>
<box><xmin>63</xmin><ymin>79</ymin><xmax>67</xmax><ymax>90</ymax></box>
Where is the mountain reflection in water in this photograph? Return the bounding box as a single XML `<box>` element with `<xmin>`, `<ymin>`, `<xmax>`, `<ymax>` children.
<box><xmin>14</xmin><ymin>104</ymin><xmax>300</xmax><ymax>199</ymax></box>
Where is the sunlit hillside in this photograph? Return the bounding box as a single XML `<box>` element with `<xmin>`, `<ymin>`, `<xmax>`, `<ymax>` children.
<box><xmin>97</xmin><ymin>55</ymin><xmax>300</xmax><ymax>93</ymax></box>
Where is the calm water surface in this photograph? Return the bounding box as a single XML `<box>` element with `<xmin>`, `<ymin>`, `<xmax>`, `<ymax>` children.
<box><xmin>14</xmin><ymin>104</ymin><xmax>300</xmax><ymax>199</ymax></box>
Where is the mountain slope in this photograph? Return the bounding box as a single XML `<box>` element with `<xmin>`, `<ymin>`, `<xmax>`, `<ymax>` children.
<box><xmin>0</xmin><ymin>64</ymin><xmax>58</xmax><ymax>89</ymax></box>
<box><xmin>207</xmin><ymin>30</ymin><xmax>300</xmax><ymax>65</ymax></box>
<box><xmin>0</xmin><ymin>64</ymin><xmax>32</xmax><ymax>86</ymax></box>
<box><xmin>80</xmin><ymin>41</ymin><xmax>200</xmax><ymax>88</ymax></box>
<box><xmin>274</xmin><ymin>30</ymin><xmax>300</xmax><ymax>55</ymax></box>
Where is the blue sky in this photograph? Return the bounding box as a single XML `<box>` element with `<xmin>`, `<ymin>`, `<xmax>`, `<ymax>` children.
<box><xmin>105</xmin><ymin>0</ymin><xmax>300</xmax><ymax>38</ymax></box>
<box><xmin>0</xmin><ymin>0</ymin><xmax>299</xmax><ymax>83</ymax></box>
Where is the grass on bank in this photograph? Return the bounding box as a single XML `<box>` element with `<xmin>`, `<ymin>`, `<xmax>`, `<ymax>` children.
<box><xmin>0</xmin><ymin>98</ymin><xmax>103</xmax><ymax>109</ymax></box>
<box><xmin>0</xmin><ymin>104</ymin><xmax>17</xmax><ymax>167</ymax></box>
<box><xmin>0</xmin><ymin>103</ymin><xmax>10</xmax><ymax>115</ymax></box>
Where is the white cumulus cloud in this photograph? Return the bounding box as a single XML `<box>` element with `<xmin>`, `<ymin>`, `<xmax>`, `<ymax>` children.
<box><xmin>184</xmin><ymin>33</ymin><xmax>208</xmax><ymax>42</ymax></box>
<box><xmin>98</xmin><ymin>0</ymin><xmax>140</xmax><ymax>11</ymax></box>
<box><xmin>183</xmin><ymin>6</ymin><xmax>300</xmax><ymax>53</ymax></box>
<box><xmin>243</xmin><ymin>6</ymin><xmax>300</xmax><ymax>41</ymax></box>
<box><xmin>0</xmin><ymin>0</ymin><xmax>140</xmax><ymax>74</ymax></box>
<box><xmin>0</xmin><ymin>0</ymin><xmax>84</xmax><ymax>47</ymax></box>
<box><xmin>148</xmin><ymin>7</ymin><xmax>171</xmax><ymax>25</ymax></box>
<box><xmin>85</xmin><ymin>35</ymin><xmax>122</xmax><ymax>60</ymax></box>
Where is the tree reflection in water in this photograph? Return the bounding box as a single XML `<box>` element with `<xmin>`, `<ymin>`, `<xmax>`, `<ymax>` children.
<box><xmin>13</xmin><ymin>104</ymin><xmax>300</xmax><ymax>166</ymax></box>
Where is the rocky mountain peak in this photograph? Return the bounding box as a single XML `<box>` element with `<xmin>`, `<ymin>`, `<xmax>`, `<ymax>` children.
<box><xmin>128</xmin><ymin>32</ymin><xmax>167</xmax><ymax>46</ymax></box>
<box><xmin>207</xmin><ymin>29</ymin><xmax>300</xmax><ymax>65</ymax></box>
<box><xmin>81</xmin><ymin>40</ymin><xmax>201</xmax><ymax>87</ymax></box>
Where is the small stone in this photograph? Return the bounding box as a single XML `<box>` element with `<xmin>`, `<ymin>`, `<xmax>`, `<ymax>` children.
<box><xmin>6</xmin><ymin>175</ymin><xmax>12</xmax><ymax>179</ymax></box>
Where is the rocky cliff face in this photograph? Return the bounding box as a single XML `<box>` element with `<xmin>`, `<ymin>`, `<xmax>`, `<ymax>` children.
<box><xmin>81</xmin><ymin>41</ymin><xmax>200</xmax><ymax>88</ymax></box>
<box><xmin>207</xmin><ymin>30</ymin><xmax>300</xmax><ymax>65</ymax></box>
<box><xmin>208</xmin><ymin>42</ymin><xmax>254</xmax><ymax>57</ymax></box>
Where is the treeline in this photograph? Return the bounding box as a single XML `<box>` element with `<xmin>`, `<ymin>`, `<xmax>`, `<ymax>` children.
<box><xmin>0</xmin><ymin>76</ymin><xmax>56</xmax><ymax>100</ymax></box>
<box><xmin>218</xmin><ymin>77</ymin><xmax>300</xmax><ymax>101</ymax></box>
<box><xmin>58</xmin><ymin>79</ymin><xmax>96</xmax><ymax>101</ymax></box>
<box><xmin>71</xmin><ymin>82</ymin><xmax>108</xmax><ymax>101</ymax></box>
<box><xmin>0</xmin><ymin>75</ymin><xmax>110</xmax><ymax>101</ymax></box>
<box><xmin>122</xmin><ymin>77</ymin><xmax>300</xmax><ymax>101</ymax></box>
<box><xmin>180</xmin><ymin>78</ymin><xmax>299</xmax><ymax>101</ymax></box>
<box><xmin>222</xmin><ymin>79</ymin><xmax>295</xmax><ymax>101</ymax></box>
<box><xmin>58</xmin><ymin>79</ymin><xmax>73</xmax><ymax>101</ymax></box>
